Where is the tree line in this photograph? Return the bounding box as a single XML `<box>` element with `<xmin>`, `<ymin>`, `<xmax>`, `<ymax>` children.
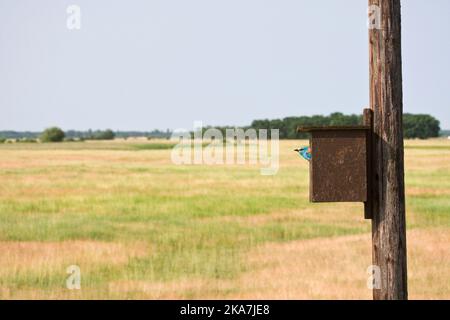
<box><xmin>205</xmin><ymin>113</ymin><xmax>441</xmax><ymax>140</ymax></box>
<box><xmin>0</xmin><ymin>113</ymin><xmax>443</xmax><ymax>143</ymax></box>
<box><xmin>0</xmin><ymin>128</ymin><xmax>172</xmax><ymax>142</ymax></box>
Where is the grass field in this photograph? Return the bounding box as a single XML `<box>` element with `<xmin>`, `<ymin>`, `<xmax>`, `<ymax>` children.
<box><xmin>0</xmin><ymin>139</ymin><xmax>449</xmax><ymax>299</ymax></box>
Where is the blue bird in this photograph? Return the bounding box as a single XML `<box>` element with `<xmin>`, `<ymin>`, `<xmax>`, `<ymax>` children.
<box><xmin>294</xmin><ymin>146</ymin><xmax>312</xmax><ymax>161</ymax></box>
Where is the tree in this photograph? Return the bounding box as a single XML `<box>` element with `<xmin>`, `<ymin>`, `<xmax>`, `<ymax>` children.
<box><xmin>94</xmin><ymin>129</ymin><xmax>115</xmax><ymax>140</ymax></box>
<box><xmin>40</xmin><ymin>127</ymin><xmax>65</xmax><ymax>142</ymax></box>
<box><xmin>403</xmin><ymin>114</ymin><xmax>440</xmax><ymax>139</ymax></box>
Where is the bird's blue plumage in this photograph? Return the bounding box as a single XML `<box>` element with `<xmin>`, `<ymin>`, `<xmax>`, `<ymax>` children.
<box><xmin>296</xmin><ymin>146</ymin><xmax>311</xmax><ymax>161</ymax></box>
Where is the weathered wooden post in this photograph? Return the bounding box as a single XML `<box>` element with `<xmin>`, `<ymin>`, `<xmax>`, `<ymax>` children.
<box><xmin>297</xmin><ymin>0</ymin><xmax>407</xmax><ymax>300</ymax></box>
<box><xmin>368</xmin><ymin>0</ymin><xmax>408</xmax><ymax>300</ymax></box>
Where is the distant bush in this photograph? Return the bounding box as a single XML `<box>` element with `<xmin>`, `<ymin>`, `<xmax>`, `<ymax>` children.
<box><xmin>40</xmin><ymin>127</ymin><xmax>65</xmax><ymax>142</ymax></box>
<box><xmin>440</xmin><ymin>130</ymin><xmax>450</xmax><ymax>137</ymax></box>
<box><xmin>84</xmin><ymin>129</ymin><xmax>115</xmax><ymax>140</ymax></box>
<box><xmin>0</xmin><ymin>138</ymin><xmax>5</xmax><ymax>143</ymax></box>
<box><xmin>403</xmin><ymin>114</ymin><xmax>440</xmax><ymax>139</ymax></box>
<box><xmin>94</xmin><ymin>129</ymin><xmax>115</xmax><ymax>140</ymax></box>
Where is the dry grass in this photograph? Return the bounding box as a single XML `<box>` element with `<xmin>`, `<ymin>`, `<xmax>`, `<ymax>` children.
<box><xmin>228</xmin><ymin>228</ymin><xmax>449</xmax><ymax>300</ymax></box>
<box><xmin>0</xmin><ymin>241</ymin><xmax>150</xmax><ymax>277</ymax></box>
<box><xmin>0</xmin><ymin>139</ymin><xmax>449</xmax><ymax>299</ymax></box>
<box><xmin>82</xmin><ymin>228</ymin><xmax>449</xmax><ymax>300</ymax></box>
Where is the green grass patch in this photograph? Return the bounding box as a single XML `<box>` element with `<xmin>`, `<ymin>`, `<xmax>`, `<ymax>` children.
<box><xmin>1</xmin><ymin>141</ymin><xmax>449</xmax><ymax>296</ymax></box>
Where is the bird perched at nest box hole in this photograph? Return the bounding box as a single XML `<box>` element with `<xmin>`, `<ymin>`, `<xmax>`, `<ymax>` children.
<box><xmin>294</xmin><ymin>147</ymin><xmax>311</xmax><ymax>161</ymax></box>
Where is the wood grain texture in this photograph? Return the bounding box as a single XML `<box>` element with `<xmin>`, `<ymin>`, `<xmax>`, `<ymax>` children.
<box><xmin>369</xmin><ymin>0</ymin><xmax>408</xmax><ymax>300</ymax></box>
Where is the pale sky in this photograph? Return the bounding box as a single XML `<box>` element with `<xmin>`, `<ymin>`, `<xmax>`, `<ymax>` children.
<box><xmin>0</xmin><ymin>0</ymin><xmax>449</xmax><ymax>131</ymax></box>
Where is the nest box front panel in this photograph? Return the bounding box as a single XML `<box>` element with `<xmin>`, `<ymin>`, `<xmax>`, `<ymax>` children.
<box><xmin>310</xmin><ymin>130</ymin><xmax>367</xmax><ymax>203</ymax></box>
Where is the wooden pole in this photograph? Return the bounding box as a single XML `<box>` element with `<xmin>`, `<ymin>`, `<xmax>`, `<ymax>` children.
<box><xmin>368</xmin><ymin>0</ymin><xmax>408</xmax><ymax>300</ymax></box>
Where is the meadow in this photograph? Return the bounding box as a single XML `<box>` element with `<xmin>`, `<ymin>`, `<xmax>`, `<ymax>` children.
<box><xmin>0</xmin><ymin>139</ymin><xmax>449</xmax><ymax>299</ymax></box>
